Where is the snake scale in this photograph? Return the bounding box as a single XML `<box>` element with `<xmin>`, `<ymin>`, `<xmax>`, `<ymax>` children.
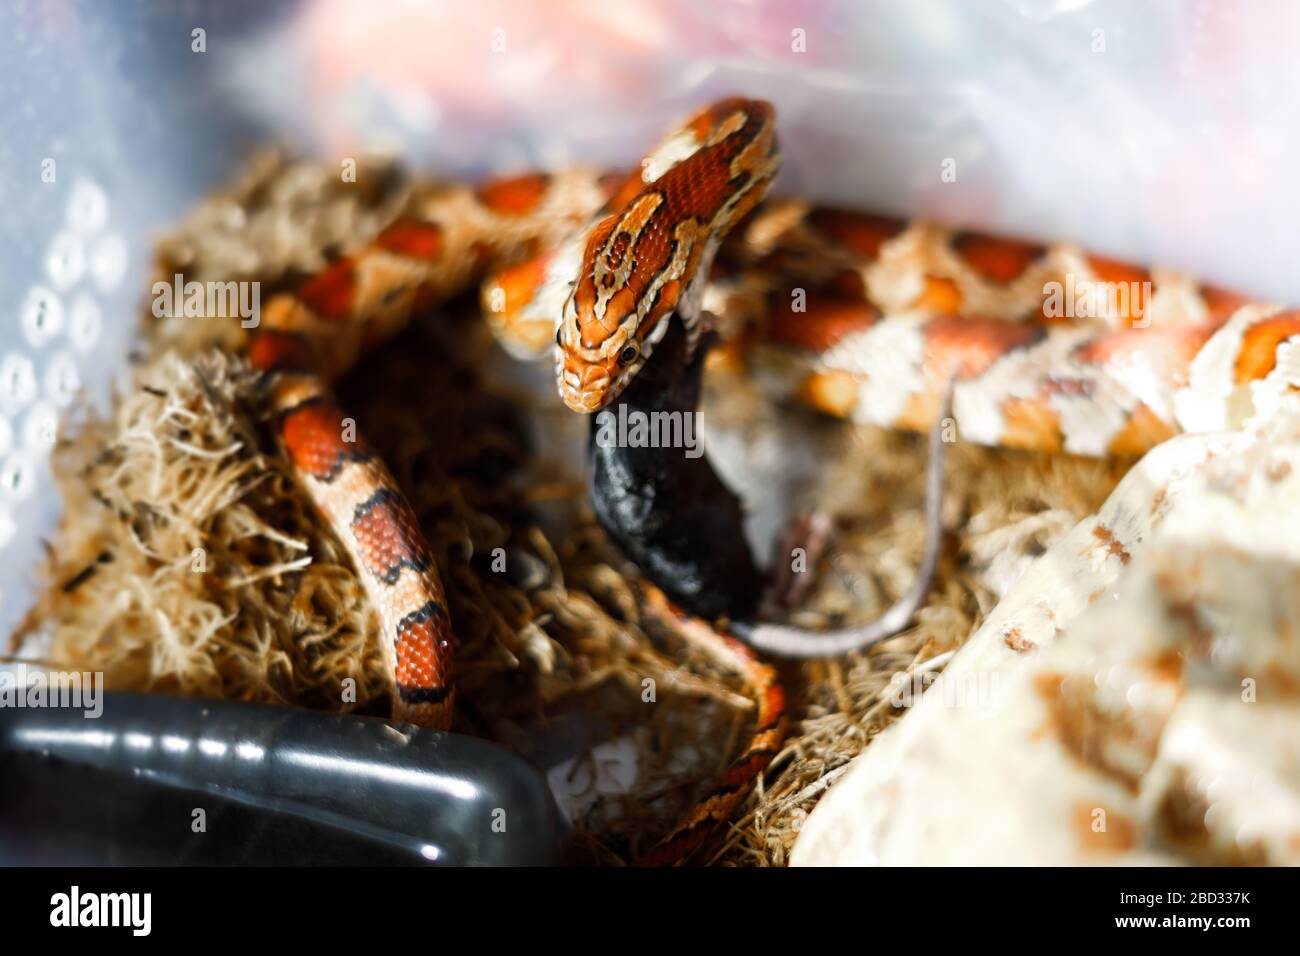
<box><xmin>243</xmin><ymin>97</ymin><xmax>1298</xmax><ymax>863</ymax></box>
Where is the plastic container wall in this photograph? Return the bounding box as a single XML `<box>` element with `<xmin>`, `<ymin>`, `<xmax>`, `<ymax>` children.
<box><xmin>3</xmin><ymin>0</ymin><xmax>1299</xmax><ymax>638</ymax></box>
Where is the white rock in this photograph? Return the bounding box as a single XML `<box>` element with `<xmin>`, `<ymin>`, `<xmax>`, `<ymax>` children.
<box><xmin>792</xmin><ymin>396</ymin><xmax>1300</xmax><ymax>866</ymax></box>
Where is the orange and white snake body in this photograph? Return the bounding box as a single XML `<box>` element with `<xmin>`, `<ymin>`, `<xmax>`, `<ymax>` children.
<box><xmin>248</xmin><ymin>171</ymin><xmax>613</xmax><ymax>727</ymax></box>
<box><xmin>239</xmin><ymin>97</ymin><xmax>1299</xmax><ymax>862</ymax></box>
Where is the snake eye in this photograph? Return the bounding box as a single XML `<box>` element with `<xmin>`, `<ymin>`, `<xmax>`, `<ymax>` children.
<box><xmin>555</xmin><ymin>326</ymin><xmax>563</xmax><ymax>347</ymax></box>
<box><xmin>618</xmin><ymin>344</ymin><xmax>639</xmax><ymax>366</ymax></box>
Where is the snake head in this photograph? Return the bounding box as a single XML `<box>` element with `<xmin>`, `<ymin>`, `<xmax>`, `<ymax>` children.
<box><xmin>555</xmin><ymin>283</ymin><xmax>679</xmax><ymax>414</ymax></box>
<box><xmin>556</xmin><ymin>211</ymin><xmax>680</xmax><ymax>413</ymax></box>
<box><xmin>555</xmin><ymin>97</ymin><xmax>779</xmax><ymax>413</ymax></box>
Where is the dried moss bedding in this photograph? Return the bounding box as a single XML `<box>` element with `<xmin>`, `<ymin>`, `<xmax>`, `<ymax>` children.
<box><xmin>11</xmin><ymin>153</ymin><xmax>1127</xmax><ymax>864</ymax></box>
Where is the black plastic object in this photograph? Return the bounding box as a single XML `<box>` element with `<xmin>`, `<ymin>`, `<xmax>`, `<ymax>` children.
<box><xmin>0</xmin><ymin>692</ymin><xmax>559</xmax><ymax>865</ymax></box>
<box><xmin>588</xmin><ymin>320</ymin><xmax>763</xmax><ymax>621</ymax></box>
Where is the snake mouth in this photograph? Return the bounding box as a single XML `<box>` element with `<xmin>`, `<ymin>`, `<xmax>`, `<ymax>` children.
<box><xmin>561</xmin><ymin>388</ymin><xmax>606</xmax><ymax>414</ymax></box>
<box><xmin>559</xmin><ymin>373</ymin><xmax>613</xmax><ymax>413</ymax></box>
<box><xmin>558</xmin><ymin>352</ymin><xmax>623</xmax><ymax>412</ymax></box>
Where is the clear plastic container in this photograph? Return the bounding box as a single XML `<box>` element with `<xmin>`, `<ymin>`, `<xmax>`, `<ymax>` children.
<box><xmin>4</xmin><ymin>0</ymin><xmax>1298</xmax><ymax>638</ymax></box>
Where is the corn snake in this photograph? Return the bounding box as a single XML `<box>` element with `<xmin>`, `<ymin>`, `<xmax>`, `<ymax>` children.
<box><xmin>242</xmin><ymin>97</ymin><xmax>1298</xmax><ymax>862</ymax></box>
